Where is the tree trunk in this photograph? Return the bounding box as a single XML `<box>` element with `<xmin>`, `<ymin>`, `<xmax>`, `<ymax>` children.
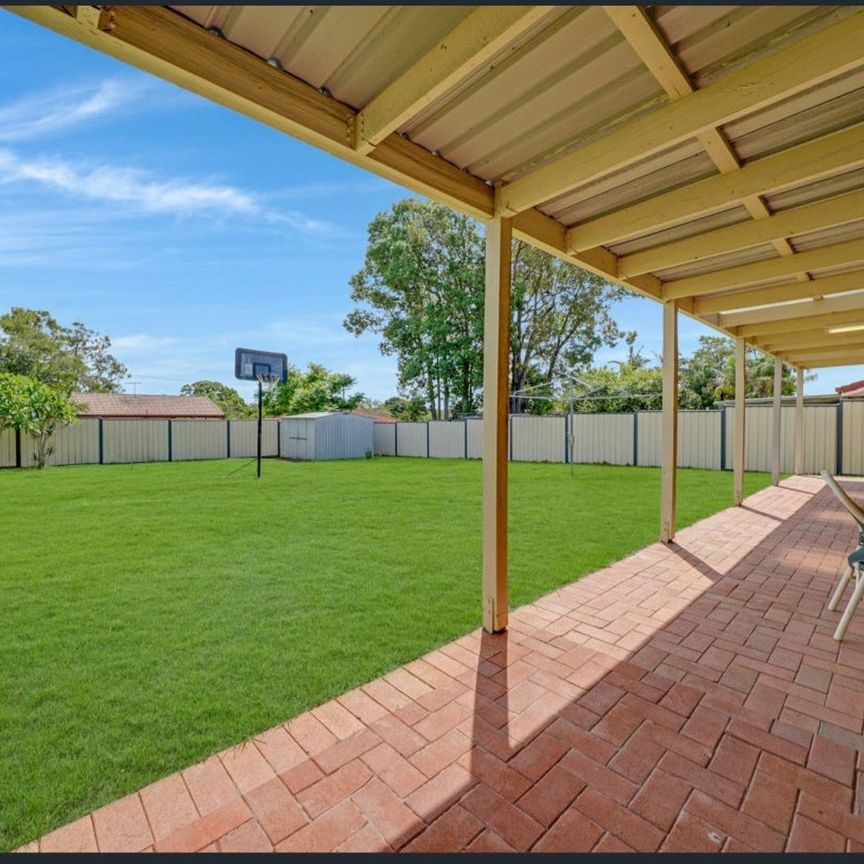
<box><xmin>426</xmin><ymin>371</ymin><xmax>437</xmax><ymax>420</ymax></box>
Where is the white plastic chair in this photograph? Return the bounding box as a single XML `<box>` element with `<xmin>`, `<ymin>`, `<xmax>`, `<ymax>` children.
<box><xmin>820</xmin><ymin>470</ymin><xmax>864</xmax><ymax>641</ymax></box>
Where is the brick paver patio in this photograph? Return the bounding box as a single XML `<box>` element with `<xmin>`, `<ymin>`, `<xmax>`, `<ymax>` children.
<box><xmin>21</xmin><ymin>476</ymin><xmax>864</xmax><ymax>852</ymax></box>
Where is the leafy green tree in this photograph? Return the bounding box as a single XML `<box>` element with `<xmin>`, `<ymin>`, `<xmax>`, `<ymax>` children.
<box><xmin>346</xmin><ymin>199</ymin><xmax>485</xmax><ymax>419</ymax></box>
<box><xmin>346</xmin><ymin>199</ymin><xmax>631</xmax><ymax>419</ymax></box>
<box><xmin>0</xmin><ymin>307</ymin><xmax>127</xmax><ymax>396</ymax></box>
<box><xmin>0</xmin><ymin>373</ymin><xmax>77</xmax><ymax>468</ymax></box>
<box><xmin>262</xmin><ymin>363</ymin><xmax>363</xmax><ymax>416</ymax></box>
<box><xmin>180</xmin><ymin>380</ymin><xmax>253</xmax><ymax>418</ymax></box>
<box><xmin>509</xmin><ymin>240</ymin><xmax>631</xmax><ymax>414</ymax></box>
<box><xmin>572</xmin><ymin>362</ymin><xmax>663</xmax><ymax>413</ymax></box>
<box><xmin>680</xmin><ymin>335</ymin><xmax>797</xmax><ymax>408</ymax></box>
<box><xmin>382</xmin><ymin>395</ymin><xmax>429</xmax><ymax>421</ymax></box>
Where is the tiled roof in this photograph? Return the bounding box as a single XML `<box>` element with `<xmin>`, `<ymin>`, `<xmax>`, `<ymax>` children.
<box><xmin>836</xmin><ymin>380</ymin><xmax>864</xmax><ymax>395</ymax></box>
<box><xmin>350</xmin><ymin>408</ymin><xmax>396</xmax><ymax>424</ymax></box>
<box><xmin>73</xmin><ymin>393</ymin><xmax>224</xmax><ymax>418</ymax></box>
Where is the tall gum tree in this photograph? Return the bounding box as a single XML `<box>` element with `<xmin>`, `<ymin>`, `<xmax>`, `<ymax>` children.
<box><xmin>346</xmin><ymin>199</ymin><xmax>631</xmax><ymax>418</ymax></box>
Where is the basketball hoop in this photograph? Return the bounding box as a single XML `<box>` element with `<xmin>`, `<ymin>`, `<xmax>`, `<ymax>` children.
<box><xmin>256</xmin><ymin>371</ymin><xmax>281</xmax><ymax>392</ymax></box>
<box><xmin>234</xmin><ymin>348</ymin><xmax>289</xmax><ymax>479</ymax></box>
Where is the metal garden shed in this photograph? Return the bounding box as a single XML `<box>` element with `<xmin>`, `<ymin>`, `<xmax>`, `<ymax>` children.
<box><xmin>279</xmin><ymin>412</ymin><xmax>373</xmax><ymax>461</ymax></box>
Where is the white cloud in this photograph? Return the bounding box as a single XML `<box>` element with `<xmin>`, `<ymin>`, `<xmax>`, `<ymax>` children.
<box><xmin>0</xmin><ymin>79</ymin><xmax>136</xmax><ymax>142</ymax></box>
<box><xmin>0</xmin><ymin>149</ymin><xmax>258</xmax><ymax>215</ymax></box>
<box><xmin>0</xmin><ymin>149</ymin><xmax>339</xmax><ymax>239</ymax></box>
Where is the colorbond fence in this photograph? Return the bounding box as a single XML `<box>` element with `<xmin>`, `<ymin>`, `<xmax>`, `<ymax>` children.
<box><xmin>1</xmin><ymin>403</ymin><xmax>860</xmax><ymax>474</ymax></box>
<box><xmin>373</xmin><ymin>401</ymin><xmax>864</xmax><ymax>476</ymax></box>
<box><xmin>0</xmin><ymin>418</ymin><xmax>279</xmax><ymax>469</ymax></box>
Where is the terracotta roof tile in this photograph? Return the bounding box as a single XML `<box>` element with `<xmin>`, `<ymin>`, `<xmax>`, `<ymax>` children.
<box><xmin>72</xmin><ymin>393</ymin><xmax>224</xmax><ymax>419</ymax></box>
<box><xmin>350</xmin><ymin>408</ymin><xmax>396</xmax><ymax>424</ymax></box>
<box><xmin>835</xmin><ymin>380</ymin><xmax>864</xmax><ymax>396</ymax></box>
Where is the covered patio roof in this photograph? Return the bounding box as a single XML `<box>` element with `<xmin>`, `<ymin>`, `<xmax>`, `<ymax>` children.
<box><xmin>9</xmin><ymin>4</ymin><xmax>864</xmax><ymax>632</ymax></box>
<box><xmin>13</xmin><ymin>4</ymin><xmax>864</xmax><ymax>369</ymax></box>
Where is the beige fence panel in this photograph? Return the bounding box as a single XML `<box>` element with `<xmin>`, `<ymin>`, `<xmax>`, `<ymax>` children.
<box><xmin>395</xmin><ymin>422</ymin><xmax>428</xmax><ymax>457</ymax></box>
<box><xmin>0</xmin><ymin>429</ymin><xmax>16</xmax><ymax>467</ymax></box>
<box><xmin>23</xmin><ymin>418</ymin><xmax>101</xmax><ymax>466</ymax></box>
<box><xmin>467</xmin><ymin>418</ymin><xmax>482</xmax><ymax>459</ymax></box>
<box><xmin>725</xmin><ymin>405</ymin><xmax>836</xmax><ymax>474</ymax></box>
<box><xmin>844</xmin><ymin>401</ymin><xmax>864</xmax><ymax>477</ymax></box>
<box><xmin>571</xmin><ymin>413</ymin><xmax>633</xmax><ymax>465</ymax></box>
<box><xmin>373</xmin><ymin>422</ymin><xmax>396</xmax><ymax>456</ymax></box>
<box><xmin>262</xmin><ymin>420</ymin><xmax>278</xmax><ymax>457</ymax></box>
<box><xmin>512</xmin><ymin>415</ymin><xmax>565</xmax><ymax>462</ymax></box>
<box><xmin>172</xmin><ymin>420</ymin><xmax>227</xmax><ymax>461</ymax></box>
<box><xmin>800</xmin><ymin>407</ymin><xmax>837</xmax><ymax>475</ymax></box>
<box><xmin>228</xmin><ymin>420</ymin><xmax>278</xmax><ymax>457</ymax></box>
<box><xmin>637</xmin><ymin>412</ymin><xmax>661</xmax><ymax>467</ymax></box>
<box><xmin>679</xmin><ymin>411</ymin><xmax>722</xmax><ymax>469</ymax></box>
<box><xmin>636</xmin><ymin>412</ymin><xmax>720</xmax><ymax>469</ymax></box>
<box><xmin>429</xmin><ymin>421</ymin><xmax>465</xmax><ymax>458</ymax></box>
<box><xmin>103</xmin><ymin>419</ymin><xmax>169</xmax><ymax>463</ymax></box>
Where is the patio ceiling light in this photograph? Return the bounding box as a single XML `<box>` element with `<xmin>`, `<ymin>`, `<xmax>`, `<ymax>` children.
<box><xmin>826</xmin><ymin>322</ymin><xmax>864</xmax><ymax>335</ymax></box>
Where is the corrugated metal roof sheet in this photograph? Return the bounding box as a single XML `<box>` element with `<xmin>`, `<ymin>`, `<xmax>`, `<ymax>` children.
<box><xmin>24</xmin><ymin>3</ymin><xmax>864</xmax><ymax>368</ymax></box>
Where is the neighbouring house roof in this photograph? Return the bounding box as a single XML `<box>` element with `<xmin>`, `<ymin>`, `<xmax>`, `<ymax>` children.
<box><xmin>73</xmin><ymin>393</ymin><xmax>225</xmax><ymax>419</ymax></box>
<box><xmin>350</xmin><ymin>408</ymin><xmax>397</xmax><ymax>424</ymax></box>
<box><xmin>836</xmin><ymin>380</ymin><xmax>864</xmax><ymax>397</ymax></box>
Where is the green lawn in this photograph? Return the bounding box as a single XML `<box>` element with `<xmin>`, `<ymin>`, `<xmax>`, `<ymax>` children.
<box><xmin>0</xmin><ymin>457</ymin><xmax>772</xmax><ymax>849</ymax></box>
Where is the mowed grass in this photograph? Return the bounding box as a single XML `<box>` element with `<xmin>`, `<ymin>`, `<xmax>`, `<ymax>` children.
<box><xmin>0</xmin><ymin>457</ymin><xmax>772</xmax><ymax>849</ymax></box>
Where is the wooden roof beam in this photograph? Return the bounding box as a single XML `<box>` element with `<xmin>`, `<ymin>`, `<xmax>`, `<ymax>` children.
<box><xmin>495</xmin><ymin>11</ymin><xmax>864</xmax><ymax>215</ymax></box>
<box><xmin>758</xmin><ymin>331</ymin><xmax>864</xmax><ymax>353</ymax></box>
<box><xmin>565</xmin><ymin>123</ymin><xmax>864</xmax><ymax>253</ymax></box>
<box><xmin>782</xmin><ymin>348</ymin><xmax>864</xmax><ymax>364</ymax></box>
<box><xmin>719</xmin><ymin>284</ymin><xmax>864</xmax><ymax>328</ymax></box>
<box><xmin>603</xmin><ymin>6</ymin><xmax>797</xmax><ymax>262</ymax></box>
<box><xmin>736</xmin><ymin>306</ymin><xmax>864</xmax><ymax>339</ymax></box>
<box><xmin>663</xmin><ymin>238</ymin><xmax>864</xmax><ymax>301</ymax></box>
<box><xmin>355</xmin><ymin>6</ymin><xmax>551</xmax><ymax>154</ymax></box>
<box><xmin>793</xmin><ymin>355</ymin><xmax>864</xmax><ymax>368</ymax></box>
<box><xmin>620</xmin><ymin>189</ymin><xmax>864</xmax><ymax>279</ymax></box>
<box><xmin>694</xmin><ymin>271</ymin><xmax>864</xmax><ymax>315</ymax></box>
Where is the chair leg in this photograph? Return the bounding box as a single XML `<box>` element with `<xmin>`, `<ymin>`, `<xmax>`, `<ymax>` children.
<box><xmin>828</xmin><ymin>566</ymin><xmax>853</xmax><ymax>611</ymax></box>
<box><xmin>834</xmin><ymin>568</ymin><xmax>864</xmax><ymax>642</ymax></box>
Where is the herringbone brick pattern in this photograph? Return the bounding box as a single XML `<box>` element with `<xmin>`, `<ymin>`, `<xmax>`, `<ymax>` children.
<box><xmin>21</xmin><ymin>477</ymin><xmax>864</xmax><ymax>852</ymax></box>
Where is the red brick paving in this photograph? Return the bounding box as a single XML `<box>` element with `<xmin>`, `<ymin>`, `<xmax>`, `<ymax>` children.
<box><xmin>20</xmin><ymin>476</ymin><xmax>864</xmax><ymax>852</ymax></box>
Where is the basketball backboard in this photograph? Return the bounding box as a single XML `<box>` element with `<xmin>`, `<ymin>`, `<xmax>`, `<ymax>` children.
<box><xmin>234</xmin><ymin>348</ymin><xmax>288</xmax><ymax>383</ymax></box>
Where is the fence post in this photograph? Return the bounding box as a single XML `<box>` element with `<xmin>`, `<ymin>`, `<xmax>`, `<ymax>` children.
<box><xmin>98</xmin><ymin>418</ymin><xmax>104</xmax><ymax>465</ymax></box>
<box><xmin>167</xmin><ymin>419</ymin><xmax>173</xmax><ymax>462</ymax></box>
<box><xmin>427</xmin><ymin>421</ymin><xmax>431</xmax><ymax>458</ymax></box>
<box><xmin>836</xmin><ymin>400</ymin><xmax>844</xmax><ymax>476</ymax></box>
<box><xmin>277</xmin><ymin>420</ymin><xmax>282</xmax><ymax>458</ymax></box>
<box><xmin>464</xmin><ymin>419</ymin><xmax>468</xmax><ymax>459</ymax></box>
<box><xmin>226</xmin><ymin>419</ymin><xmax>231</xmax><ymax>458</ymax></box>
<box><xmin>564</xmin><ymin>414</ymin><xmax>569</xmax><ymax>464</ymax></box>
<box><xmin>632</xmin><ymin>412</ymin><xmax>638</xmax><ymax>467</ymax></box>
<box><xmin>14</xmin><ymin>428</ymin><xmax>21</xmax><ymax>468</ymax></box>
<box><xmin>509</xmin><ymin>416</ymin><xmax>513</xmax><ymax>462</ymax></box>
<box><xmin>394</xmin><ymin>422</ymin><xmax>399</xmax><ymax>457</ymax></box>
<box><xmin>720</xmin><ymin>407</ymin><xmax>727</xmax><ymax>471</ymax></box>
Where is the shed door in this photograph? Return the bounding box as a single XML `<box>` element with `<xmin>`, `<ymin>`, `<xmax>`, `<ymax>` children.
<box><xmin>285</xmin><ymin>421</ymin><xmax>310</xmax><ymax>460</ymax></box>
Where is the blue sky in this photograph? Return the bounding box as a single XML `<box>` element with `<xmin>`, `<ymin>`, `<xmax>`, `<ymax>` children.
<box><xmin>0</xmin><ymin>12</ymin><xmax>857</xmax><ymax>403</ymax></box>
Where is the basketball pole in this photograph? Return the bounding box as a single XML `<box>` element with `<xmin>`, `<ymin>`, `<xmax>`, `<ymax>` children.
<box><xmin>257</xmin><ymin>379</ymin><xmax>263</xmax><ymax>479</ymax></box>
